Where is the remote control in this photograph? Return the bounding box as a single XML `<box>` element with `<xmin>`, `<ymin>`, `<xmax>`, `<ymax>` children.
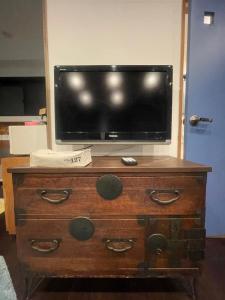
<box><xmin>121</xmin><ymin>157</ymin><xmax>138</xmax><ymax>166</ymax></box>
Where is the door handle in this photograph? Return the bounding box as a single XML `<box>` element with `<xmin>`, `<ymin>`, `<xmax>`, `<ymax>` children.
<box><xmin>189</xmin><ymin>115</ymin><xmax>213</xmax><ymax>126</ymax></box>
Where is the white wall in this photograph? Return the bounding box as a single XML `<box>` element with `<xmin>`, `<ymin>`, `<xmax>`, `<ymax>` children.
<box><xmin>46</xmin><ymin>0</ymin><xmax>182</xmax><ymax>156</ymax></box>
<box><xmin>0</xmin><ymin>0</ymin><xmax>44</xmax><ymax>76</ymax></box>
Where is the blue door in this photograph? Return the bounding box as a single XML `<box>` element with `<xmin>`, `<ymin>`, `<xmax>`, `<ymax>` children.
<box><xmin>185</xmin><ymin>0</ymin><xmax>225</xmax><ymax>235</ymax></box>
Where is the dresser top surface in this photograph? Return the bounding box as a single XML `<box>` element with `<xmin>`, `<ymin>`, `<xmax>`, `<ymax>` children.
<box><xmin>8</xmin><ymin>156</ymin><xmax>211</xmax><ymax>174</ymax></box>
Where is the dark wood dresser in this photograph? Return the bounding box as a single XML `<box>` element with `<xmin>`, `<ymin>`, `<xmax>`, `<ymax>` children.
<box><xmin>10</xmin><ymin>156</ymin><xmax>211</xmax><ymax>299</ymax></box>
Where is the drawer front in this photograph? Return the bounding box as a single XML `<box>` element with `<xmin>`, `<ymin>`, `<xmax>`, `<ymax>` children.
<box><xmin>14</xmin><ymin>175</ymin><xmax>205</xmax><ymax>216</ymax></box>
<box><xmin>143</xmin><ymin>216</ymin><xmax>205</xmax><ymax>272</ymax></box>
<box><xmin>16</xmin><ymin>217</ymin><xmax>145</xmax><ymax>276</ymax></box>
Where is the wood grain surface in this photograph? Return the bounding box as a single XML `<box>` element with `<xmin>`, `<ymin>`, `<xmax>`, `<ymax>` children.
<box><xmin>16</xmin><ymin>217</ymin><xmax>145</xmax><ymax>277</ymax></box>
<box><xmin>11</xmin><ymin>156</ymin><xmax>210</xmax><ymax>287</ymax></box>
<box><xmin>8</xmin><ymin>156</ymin><xmax>212</xmax><ymax>173</ymax></box>
<box><xmin>1</xmin><ymin>156</ymin><xmax>29</xmax><ymax>234</ymax></box>
<box><xmin>14</xmin><ymin>175</ymin><xmax>205</xmax><ymax>216</ymax></box>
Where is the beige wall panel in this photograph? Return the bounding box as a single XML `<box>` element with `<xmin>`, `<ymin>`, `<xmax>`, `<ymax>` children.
<box><xmin>45</xmin><ymin>0</ymin><xmax>182</xmax><ymax>157</ymax></box>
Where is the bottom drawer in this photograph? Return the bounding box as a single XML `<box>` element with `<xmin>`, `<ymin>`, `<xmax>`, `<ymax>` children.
<box><xmin>16</xmin><ymin>216</ymin><xmax>205</xmax><ymax>277</ymax></box>
<box><xmin>16</xmin><ymin>217</ymin><xmax>145</xmax><ymax>277</ymax></box>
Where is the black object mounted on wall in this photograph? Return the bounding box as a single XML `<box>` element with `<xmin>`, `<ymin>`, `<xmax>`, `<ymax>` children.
<box><xmin>54</xmin><ymin>65</ymin><xmax>173</xmax><ymax>144</ymax></box>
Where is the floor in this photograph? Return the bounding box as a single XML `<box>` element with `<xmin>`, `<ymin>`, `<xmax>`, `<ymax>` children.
<box><xmin>0</xmin><ymin>213</ymin><xmax>225</xmax><ymax>300</ymax></box>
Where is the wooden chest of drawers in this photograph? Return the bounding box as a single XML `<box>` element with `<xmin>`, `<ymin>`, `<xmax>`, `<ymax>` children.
<box><xmin>10</xmin><ymin>156</ymin><xmax>211</xmax><ymax>298</ymax></box>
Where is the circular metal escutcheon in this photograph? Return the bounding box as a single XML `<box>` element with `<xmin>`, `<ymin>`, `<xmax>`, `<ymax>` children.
<box><xmin>147</xmin><ymin>233</ymin><xmax>168</xmax><ymax>252</ymax></box>
<box><xmin>96</xmin><ymin>174</ymin><xmax>123</xmax><ymax>200</ymax></box>
<box><xmin>69</xmin><ymin>217</ymin><xmax>95</xmax><ymax>241</ymax></box>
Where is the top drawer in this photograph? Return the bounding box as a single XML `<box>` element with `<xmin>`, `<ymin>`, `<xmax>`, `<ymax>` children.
<box><xmin>14</xmin><ymin>174</ymin><xmax>205</xmax><ymax>216</ymax></box>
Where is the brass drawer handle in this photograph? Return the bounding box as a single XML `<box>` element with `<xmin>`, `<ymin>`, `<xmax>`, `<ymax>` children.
<box><xmin>104</xmin><ymin>238</ymin><xmax>135</xmax><ymax>253</ymax></box>
<box><xmin>30</xmin><ymin>239</ymin><xmax>61</xmax><ymax>253</ymax></box>
<box><xmin>147</xmin><ymin>189</ymin><xmax>181</xmax><ymax>205</ymax></box>
<box><xmin>37</xmin><ymin>189</ymin><xmax>72</xmax><ymax>204</ymax></box>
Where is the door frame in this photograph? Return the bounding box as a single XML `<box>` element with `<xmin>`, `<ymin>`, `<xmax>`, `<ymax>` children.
<box><xmin>177</xmin><ymin>0</ymin><xmax>189</xmax><ymax>158</ymax></box>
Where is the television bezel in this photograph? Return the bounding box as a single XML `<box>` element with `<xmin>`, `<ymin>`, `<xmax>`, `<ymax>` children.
<box><xmin>54</xmin><ymin>65</ymin><xmax>172</xmax><ymax>145</ymax></box>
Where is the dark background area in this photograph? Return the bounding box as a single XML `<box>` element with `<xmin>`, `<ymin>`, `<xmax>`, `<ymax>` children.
<box><xmin>0</xmin><ymin>77</ymin><xmax>46</xmax><ymax>116</ymax></box>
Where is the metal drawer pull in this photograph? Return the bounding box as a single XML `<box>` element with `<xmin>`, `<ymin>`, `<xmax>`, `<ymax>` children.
<box><xmin>147</xmin><ymin>189</ymin><xmax>181</xmax><ymax>205</ymax></box>
<box><xmin>37</xmin><ymin>189</ymin><xmax>72</xmax><ymax>204</ymax></box>
<box><xmin>30</xmin><ymin>239</ymin><xmax>61</xmax><ymax>253</ymax></box>
<box><xmin>104</xmin><ymin>238</ymin><xmax>134</xmax><ymax>253</ymax></box>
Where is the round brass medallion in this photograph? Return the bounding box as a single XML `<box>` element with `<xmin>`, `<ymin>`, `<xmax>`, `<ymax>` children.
<box><xmin>69</xmin><ymin>217</ymin><xmax>95</xmax><ymax>241</ymax></box>
<box><xmin>96</xmin><ymin>174</ymin><xmax>123</xmax><ymax>200</ymax></box>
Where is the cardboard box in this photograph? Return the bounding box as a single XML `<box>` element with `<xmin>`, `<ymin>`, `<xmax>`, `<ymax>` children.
<box><xmin>30</xmin><ymin>148</ymin><xmax>92</xmax><ymax>167</ymax></box>
<box><xmin>9</xmin><ymin>125</ymin><xmax>47</xmax><ymax>155</ymax></box>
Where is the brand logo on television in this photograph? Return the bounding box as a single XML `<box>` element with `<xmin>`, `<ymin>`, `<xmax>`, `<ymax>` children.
<box><xmin>109</xmin><ymin>134</ymin><xmax>118</xmax><ymax>138</ymax></box>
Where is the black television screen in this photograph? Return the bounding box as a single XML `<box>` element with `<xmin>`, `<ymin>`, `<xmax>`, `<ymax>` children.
<box><xmin>55</xmin><ymin>65</ymin><xmax>172</xmax><ymax>143</ymax></box>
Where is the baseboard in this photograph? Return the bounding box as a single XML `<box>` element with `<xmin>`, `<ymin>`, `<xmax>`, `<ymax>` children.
<box><xmin>207</xmin><ymin>235</ymin><xmax>225</xmax><ymax>239</ymax></box>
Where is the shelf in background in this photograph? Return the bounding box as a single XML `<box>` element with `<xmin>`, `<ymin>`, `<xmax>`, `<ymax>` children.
<box><xmin>0</xmin><ymin>116</ymin><xmax>41</xmax><ymax>123</ymax></box>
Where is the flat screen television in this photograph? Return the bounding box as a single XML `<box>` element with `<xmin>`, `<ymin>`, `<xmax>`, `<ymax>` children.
<box><xmin>54</xmin><ymin>65</ymin><xmax>172</xmax><ymax>143</ymax></box>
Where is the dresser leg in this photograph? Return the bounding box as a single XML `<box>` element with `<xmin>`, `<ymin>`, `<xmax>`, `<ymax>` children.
<box><xmin>23</xmin><ymin>272</ymin><xmax>43</xmax><ymax>300</ymax></box>
<box><xmin>185</xmin><ymin>276</ymin><xmax>198</xmax><ymax>300</ymax></box>
<box><xmin>192</xmin><ymin>277</ymin><xmax>198</xmax><ymax>300</ymax></box>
